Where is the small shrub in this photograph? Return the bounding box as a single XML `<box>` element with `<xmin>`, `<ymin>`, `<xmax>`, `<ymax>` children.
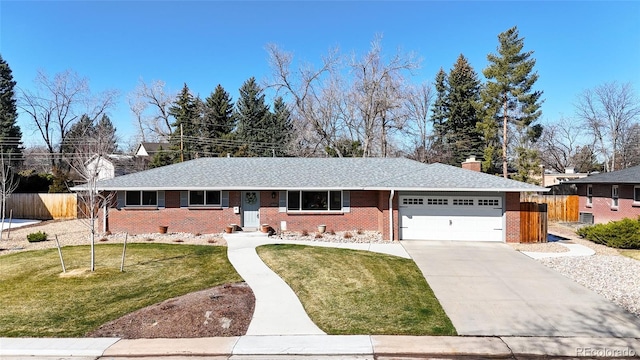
<box><xmin>356</xmin><ymin>229</ymin><xmax>364</xmax><ymax>235</ymax></box>
<box><xmin>194</xmin><ymin>232</ymin><xmax>202</xmax><ymax>237</ymax></box>
<box><xmin>104</xmin><ymin>230</ymin><xmax>112</xmax><ymax>236</ymax></box>
<box><xmin>173</xmin><ymin>239</ymin><xmax>184</xmax><ymax>243</ymax></box>
<box><xmin>98</xmin><ymin>237</ymin><xmax>109</xmax><ymax>242</ymax></box>
<box><xmin>301</xmin><ymin>229</ymin><xmax>309</xmax><ymax>237</ymax></box>
<box><xmin>343</xmin><ymin>231</ymin><xmax>353</xmax><ymax>239</ymax></box>
<box><xmin>27</xmin><ymin>231</ymin><xmax>47</xmax><ymax>243</ymax></box>
<box><xmin>207</xmin><ymin>239</ymin><xmax>217</xmax><ymax>244</ymax></box>
<box><xmin>328</xmin><ymin>229</ymin><xmax>336</xmax><ymax>235</ymax></box>
<box><xmin>315</xmin><ymin>233</ymin><xmax>323</xmax><ymax>239</ymax></box>
<box><xmin>145</xmin><ymin>238</ymin><xmax>154</xmax><ymax>242</ymax></box>
<box><xmin>577</xmin><ymin>217</ymin><xmax>640</xmax><ymax>249</ymax></box>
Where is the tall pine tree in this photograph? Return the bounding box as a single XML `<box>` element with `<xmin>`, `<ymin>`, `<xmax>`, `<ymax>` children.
<box><xmin>169</xmin><ymin>84</ymin><xmax>202</xmax><ymax>161</ymax></box>
<box><xmin>268</xmin><ymin>97</ymin><xmax>294</xmax><ymax>156</ymax></box>
<box><xmin>429</xmin><ymin>68</ymin><xmax>451</xmax><ymax>163</ymax></box>
<box><xmin>0</xmin><ymin>55</ymin><xmax>22</xmax><ymax>166</ymax></box>
<box><xmin>447</xmin><ymin>54</ymin><xmax>482</xmax><ymax>165</ymax></box>
<box><xmin>479</xmin><ymin>26</ymin><xmax>543</xmax><ymax>179</ymax></box>
<box><xmin>203</xmin><ymin>84</ymin><xmax>236</xmax><ymax>156</ymax></box>
<box><xmin>234</xmin><ymin>77</ymin><xmax>271</xmax><ymax>156</ymax></box>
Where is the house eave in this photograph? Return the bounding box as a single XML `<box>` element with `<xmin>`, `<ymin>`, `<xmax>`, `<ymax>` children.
<box><xmin>95</xmin><ymin>186</ymin><xmax>549</xmax><ymax>193</ymax></box>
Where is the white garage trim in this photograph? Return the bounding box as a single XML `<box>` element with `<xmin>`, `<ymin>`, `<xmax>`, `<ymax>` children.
<box><xmin>399</xmin><ymin>194</ymin><xmax>504</xmax><ymax>242</ymax></box>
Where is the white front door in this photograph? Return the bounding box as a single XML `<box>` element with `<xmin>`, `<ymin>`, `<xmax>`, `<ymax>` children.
<box><xmin>242</xmin><ymin>191</ymin><xmax>260</xmax><ymax>228</ymax></box>
<box><xmin>399</xmin><ymin>195</ymin><xmax>504</xmax><ymax>241</ymax></box>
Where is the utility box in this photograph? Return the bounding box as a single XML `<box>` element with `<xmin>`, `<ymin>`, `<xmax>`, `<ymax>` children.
<box><xmin>233</xmin><ymin>206</ymin><xmax>240</xmax><ymax>214</ymax></box>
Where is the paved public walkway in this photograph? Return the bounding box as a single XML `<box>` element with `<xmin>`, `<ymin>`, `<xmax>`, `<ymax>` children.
<box><xmin>402</xmin><ymin>240</ymin><xmax>640</xmax><ymax>337</ymax></box>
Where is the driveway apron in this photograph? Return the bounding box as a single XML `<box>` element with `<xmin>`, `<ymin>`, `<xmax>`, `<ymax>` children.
<box><xmin>402</xmin><ymin>240</ymin><xmax>640</xmax><ymax>337</ymax></box>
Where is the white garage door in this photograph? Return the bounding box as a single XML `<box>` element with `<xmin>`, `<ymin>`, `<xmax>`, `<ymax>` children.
<box><xmin>399</xmin><ymin>195</ymin><xmax>503</xmax><ymax>241</ymax></box>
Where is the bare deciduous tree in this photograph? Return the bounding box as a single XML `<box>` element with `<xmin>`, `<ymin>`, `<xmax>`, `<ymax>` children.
<box><xmin>575</xmin><ymin>82</ymin><xmax>640</xmax><ymax>172</ymax></box>
<box><xmin>537</xmin><ymin>117</ymin><xmax>589</xmax><ymax>173</ymax></box>
<box><xmin>67</xmin><ymin>128</ymin><xmax>116</xmax><ymax>271</ymax></box>
<box><xmin>128</xmin><ymin>79</ymin><xmax>175</xmax><ymax>141</ymax></box>
<box><xmin>0</xmin><ymin>149</ymin><xmax>19</xmax><ymax>237</ymax></box>
<box><xmin>348</xmin><ymin>36</ymin><xmax>419</xmax><ymax>157</ymax></box>
<box><xmin>404</xmin><ymin>82</ymin><xmax>433</xmax><ymax>162</ymax></box>
<box><xmin>18</xmin><ymin>70</ymin><xmax>118</xmax><ymax>168</ymax></box>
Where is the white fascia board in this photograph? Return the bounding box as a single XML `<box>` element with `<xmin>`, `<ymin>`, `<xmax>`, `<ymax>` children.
<box><xmin>364</xmin><ymin>187</ymin><xmax>550</xmax><ymax>192</ymax></box>
<box><xmin>96</xmin><ymin>186</ymin><xmax>365</xmax><ymax>191</ymax></box>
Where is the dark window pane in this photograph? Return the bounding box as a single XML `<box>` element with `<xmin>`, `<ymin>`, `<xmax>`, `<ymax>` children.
<box><xmin>206</xmin><ymin>191</ymin><xmax>221</xmax><ymax>205</ymax></box>
<box><xmin>142</xmin><ymin>191</ymin><xmax>157</xmax><ymax>205</ymax></box>
<box><xmin>190</xmin><ymin>191</ymin><xmax>205</xmax><ymax>205</ymax></box>
<box><xmin>126</xmin><ymin>191</ymin><xmax>141</xmax><ymax>206</ymax></box>
<box><xmin>287</xmin><ymin>191</ymin><xmax>300</xmax><ymax>210</ymax></box>
<box><xmin>330</xmin><ymin>191</ymin><xmax>342</xmax><ymax>210</ymax></box>
<box><xmin>635</xmin><ymin>188</ymin><xmax>640</xmax><ymax>202</ymax></box>
<box><xmin>302</xmin><ymin>191</ymin><xmax>328</xmax><ymax>210</ymax></box>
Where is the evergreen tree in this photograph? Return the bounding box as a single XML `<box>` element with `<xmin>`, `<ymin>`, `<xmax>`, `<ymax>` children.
<box><xmin>203</xmin><ymin>84</ymin><xmax>235</xmax><ymax>156</ymax></box>
<box><xmin>0</xmin><ymin>55</ymin><xmax>22</xmax><ymax>166</ymax></box>
<box><xmin>62</xmin><ymin>114</ymin><xmax>117</xmax><ymax>155</ymax></box>
<box><xmin>95</xmin><ymin>114</ymin><xmax>118</xmax><ymax>154</ymax></box>
<box><xmin>429</xmin><ymin>68</ymin><xmax>451</xmax><ymax>163</ymax></box>
<box><xmin>446</xmin><ymin>54</ymin><xmax>482</xmax><ymax>165</ymax></box>
<box><xmin>234</xmin><ymin>77</ymin><xmax>271</xmax><ymax>156</ymax></box>
<box><xmin>149</xmin><ymin>146</ymin><xmax>176</xmax><ymax>168</ymax></box>
<box><xmin>169</xmin><ymin>84</ymin><xmax>202</xmax><ymax>161</ymax></box>
<box><xmin>269</xmin><ymin>97</ymin><xmax>294</xmax><ymax>156</ymax></box>
<box><xmin>479</xmin><ymin>26</ymin><xmax>544</xmax><ymax>178</ymax></box>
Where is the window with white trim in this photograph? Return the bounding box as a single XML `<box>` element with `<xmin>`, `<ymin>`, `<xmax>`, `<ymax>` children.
<box><xmin>586</xmin><ymin>185</ymin><xmax>593</xmax><ymax>206</ymax></box>
<box><xmin>287</xmin><ymin>190</ymin><xmax>342</xmax><ymax>211</ymax></box>
<box><xmin>611</xmin><ymin>185</ymin><xmax>619</xmax><ymax>208</ymax></box>
<box><xmin>634</xmin><ymin>186</ymin><xmax>640</xmax><ymax>204</ymax></box>
<box><xmin>453</xmin><ymin>199</ymin><xmax>474</xmax><ymax>206</ymax></box>
<box><xmin>126</xmin><ymin>191</ymin><xmax>157</xmax><ymax>206</ymax></box>
<box><xmin>402</xmin><ymin>198</ymin><xmax>424</xmax><ymax>205</ymax></box>
<box><xmin>189</xmin><ymin>190</ymin><xmax>221</xmax><ymax>206</ymax></box>
<box><xmin>478</xmin><ymin>199</ymin><xmax>500</xmax><ymax>206</ymax></box>
<box><xmin>426</xmin><ymin>198</ymin><xmax>448</xmax><ymax>205</ymax></box>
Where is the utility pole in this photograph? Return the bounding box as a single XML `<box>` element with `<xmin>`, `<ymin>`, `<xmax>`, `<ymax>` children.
<box><xmin>180</xmin><ymin>124</ymin><xmax>184</xmax><ymax>162</ymax></box>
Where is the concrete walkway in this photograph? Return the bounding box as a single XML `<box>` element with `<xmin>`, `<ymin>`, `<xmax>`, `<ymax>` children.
<box><xmin>521</xmin><ymin>241</ymin><xmax>596</xmax><ymax>259</ymax></box>
<box><xmin>1</xmin><ymin>335</ymin><xmax>639</xmax><ymax>358</ymax></box>
<box><xmin>402</xmin><ymin>240</ymin><xmax>640</xmax><ymax>337</ymax></box>
<box><xmin>224</xmin><ymin>232</ymin><xmax>409</xmax><ymax>335</ymax></box>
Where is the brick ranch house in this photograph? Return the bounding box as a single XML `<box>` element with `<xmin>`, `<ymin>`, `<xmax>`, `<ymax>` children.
<box><xmin>89</xmin><ymin>157</ymin><xmax>547</xmax><ymax>242</ymax></box>
<box><xmin>567</xmin><ymin>165</ymin><xmax>640</xmax><ymax>224</ymax></box>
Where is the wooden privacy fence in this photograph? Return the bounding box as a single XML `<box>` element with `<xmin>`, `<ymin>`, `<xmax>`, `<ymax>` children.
<box><xmin>6</xmin><ymin>193</ymin><xmax>78</xmax><ymax>220</ymax></box>
<box><xmin>520</xmin><ymin>194</ymin><xmax>579</xmax><ymax>222</ymax></box>
<box><xmin>520</xmin><ymin>202</ymin><xmax>548</xmax><ymax>243</ymax></box>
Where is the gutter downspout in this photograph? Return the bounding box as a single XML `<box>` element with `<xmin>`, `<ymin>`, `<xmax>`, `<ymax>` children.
<box><xmin>389</xmin><ymin>189</ymin><xmax>395</xmax><ymax>242</ymax></box>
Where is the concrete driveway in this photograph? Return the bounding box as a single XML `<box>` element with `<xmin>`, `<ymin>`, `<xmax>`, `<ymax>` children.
<box><xmin>402</xmin><ymin>240</ymin><xmax>640</xmax><ymax>337</ymax></box>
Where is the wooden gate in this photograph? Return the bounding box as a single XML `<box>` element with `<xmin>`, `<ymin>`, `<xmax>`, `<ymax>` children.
<box><xmin>520</xmin><ymin>202</ymin><xmax>548</xmax><ymax>243</ymax></box>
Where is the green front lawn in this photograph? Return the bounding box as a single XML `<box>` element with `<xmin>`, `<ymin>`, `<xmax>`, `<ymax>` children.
<box><xmin>0</xmin><ymin>244</ymin><xmax>241</xmax><ymax>337</ymax></box>
<box><xmin>620</xmin><ymin>249</ymin><xmax>640</xmax><ymax>261</ymax></box>
<box><xmin>257</xmin><ymin>244</ymin><xmax>456</xmax><ymax>335</ymax></box>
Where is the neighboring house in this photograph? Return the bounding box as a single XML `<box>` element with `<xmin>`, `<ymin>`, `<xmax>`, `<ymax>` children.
<box><xmin>92</xmin><ymin>157</ymin><xmax>546</xmax><ymax>242</ymax></box>
<box><xmin>567</xmin><ymin>165</ymin><xmax>640</xmax><ymax>224</ymax></box>
<box><xmin>85</xmin><ymin>154</ymin><xmax>137</xmax><ymax>181</ymax></box>
<box><xmin>134</xmin><ymin>142</ymin><xmax>168</xmax><ymax>169</ymax></box>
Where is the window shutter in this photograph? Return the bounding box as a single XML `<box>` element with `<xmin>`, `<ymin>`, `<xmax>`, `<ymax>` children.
<box><xmin>222</xmin><ymin>191</ymin><xmax>229</xmax><ymax>208</ymax></box>
<box><xmin>180</xmin><ymin>191</ymin><xmax>188</xmax><ymax>207</ymax></box>
<box><xmin>342</xmin><ymin>190</ymin><xmax>350</xmax><ymax>213</ymax></box>
<box><xmin>157</xmin><ymin>191</ymin><xmax>165</xmax><ymax>208</ymax></box>
<box><xmin>279</xmin><ymin>191</ymin><xmax>287</xmax><ymax>212</ymax></box>
<box><xmin>117</xmin><ymin>191</ymin><xmax>125</xmax><ymax>209</ymax></box>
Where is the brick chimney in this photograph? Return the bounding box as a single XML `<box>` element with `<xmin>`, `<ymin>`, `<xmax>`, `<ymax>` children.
<box><xmin>462</xmin><ymin>156</ymin><xmax>481</xmax><ymax>172</ymax></box>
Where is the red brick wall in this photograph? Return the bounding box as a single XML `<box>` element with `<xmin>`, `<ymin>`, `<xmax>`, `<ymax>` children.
<box><xmin>103</xmin><ymin>190</ymin><xmax>394</xmax><ymax>239</ymax></box>
<box><xmin>577</xmin><ymin>184</ymin><xmax>640</xmax><ymax>224</ymax></box>
<box><xmin>505</xmin><ymin>192</ymin><xmax>521</xmax><ymax>243</ymax></box>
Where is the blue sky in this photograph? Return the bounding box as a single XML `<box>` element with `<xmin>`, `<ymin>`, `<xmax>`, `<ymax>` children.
<box><xmin>2</xmin><ymin>1</ymin><xmax>639</xmax><ymax>149</ymax></box>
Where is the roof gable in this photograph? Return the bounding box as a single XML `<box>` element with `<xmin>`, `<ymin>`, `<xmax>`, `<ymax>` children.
<box><xmin>568</xmin><ymin>165</ymin><xmax>640</xmax><ymax>184</ymax></box>
<box><xmin>93</xmin><ymin>157</ymin><xmax>546</xmax><ymax>192</ymax></box>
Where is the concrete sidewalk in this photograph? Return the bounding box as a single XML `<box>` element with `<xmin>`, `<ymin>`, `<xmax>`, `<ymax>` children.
<box><xmin>1</xmin><ymin>335</ymin><xmax>638</xmax><ymax>358</ymax></box>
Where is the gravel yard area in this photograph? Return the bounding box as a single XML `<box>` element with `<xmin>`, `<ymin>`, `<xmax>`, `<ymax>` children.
<box><xmin>535</xmin><ymin>223</ymin><xmax>640</xmax><ymax>319</ymax></box>
<box><xmin>0</xmin><ymin>219</ymin><xmax>226</xmax><ymax>256</ymax></box>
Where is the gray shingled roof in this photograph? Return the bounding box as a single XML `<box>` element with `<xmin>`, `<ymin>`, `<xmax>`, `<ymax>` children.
<box><xmin>566</xmin><ymin>165</ymin><xmax>640</xmax><ymax>184</ymax></box>
<box><xmin>92</xmin><ymin>157</ymin><xmax>547</xmax><ymax>192</ymax></box>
